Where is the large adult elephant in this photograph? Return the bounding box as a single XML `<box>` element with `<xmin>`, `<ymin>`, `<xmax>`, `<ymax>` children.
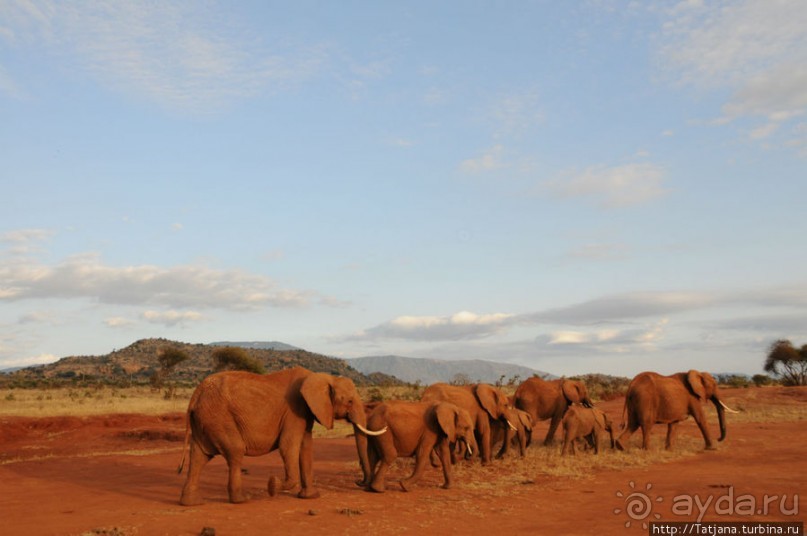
<box><xmin>513</xmin><ymin>377</ymin><xmax>593</xmax><ymax>445</ymax></box>
<box><xmin>615</xmin><ymin>370</ymin><xmax>737</xmax><ymax>451</ymax></box>
<box><xmin>178</xmin><ymin>367</ymin><xmax>386</xmax><ymax>505</ymax></box>
<box><xmin>421</xmin><ymin>382</ymin><xmax>515</xmax><ymax>464</ymax></box>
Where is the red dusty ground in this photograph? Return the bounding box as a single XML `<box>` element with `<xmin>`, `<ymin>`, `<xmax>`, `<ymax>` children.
<box><xmin>1</xmin><ymin>388</ymin><xmax>805</xmax><ymax>535</ymax></box>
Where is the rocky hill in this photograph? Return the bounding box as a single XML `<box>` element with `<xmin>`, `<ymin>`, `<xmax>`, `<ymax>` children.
<box><xmin>346</xmin><ymin>355</ymin><xmax>553</xmax><ymax>385</ymax></box>
<box><xmin>1</xmin><ymin>338</ymin><xmax>388</xmax><ymax>388</ymax></box>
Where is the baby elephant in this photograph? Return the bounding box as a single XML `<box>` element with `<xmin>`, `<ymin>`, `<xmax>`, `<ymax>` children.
<box><xmin>365</xmin><ymin>400</ymin><xmax>477</xmax><ymax>492</ymax></box>
<box><xmin>561</xmin><ymin>405</ymin><xmax>615</xmax><ymax>456</ymax></box>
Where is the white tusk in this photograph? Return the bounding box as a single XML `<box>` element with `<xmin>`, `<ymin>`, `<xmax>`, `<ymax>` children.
<box><xmin>719</xmin><ymin>400</ymin><xmax>740</xmax><ymax>414</ymax></box>
<box><xmin>466</xmin><ymin>442</ymin><xmax>473</xmax><ymax>456</ymax></box>
<box><xmin>506</xmin><ymin>419</ymin><xmax>517</xmax><ymax>431</ymax></box>
<box><xmin>355</xmin><ymin>423</ymin><xmax>387</xmax><ymax>436</ymax></box>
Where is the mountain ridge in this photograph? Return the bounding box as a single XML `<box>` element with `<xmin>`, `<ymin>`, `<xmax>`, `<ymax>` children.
<box><xmin>346</xmin><ymin>354</ymin><xmax>554</xmax><ymax>385</ymax></box>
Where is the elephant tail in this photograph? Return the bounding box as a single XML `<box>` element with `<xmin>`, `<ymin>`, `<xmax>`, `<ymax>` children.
<box><xmin>177</xmin><ymin>411</ymin><xmax>191</xmax><ymax>474</ymax></box>
<box><xmin>618</xmin><ymin>395</ymin><xmax>628</xmax><ymax>430</ymax></box>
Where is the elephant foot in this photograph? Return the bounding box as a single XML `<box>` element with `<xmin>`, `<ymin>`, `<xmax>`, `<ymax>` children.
<box><xmin>229</xmin><ymin>491</ymin><xmax>248</xmax><ymax>504</ymax></box>
<box><xmin>399</xmin><ymin>479</ymin><xmax>412</xmax><ymax>492</ymax></box>
<box><xmin>179</xmin><ymin>491</ymin><xmax>204</xmax><ymax>507</ymax></box>
<box><xmin>355</xmin><ymin>478</ymin><xmax>371</xmax><ymax>488</ymax></box>
<box><xmin>282</xmin><ymin>479</ymin><xmax>302</xmax><ymax>494</ymax></box>
<box><xmin>297</xmin><ymin>487</ymin><xmax>321</xmax><ymax>499</ymax></box>
<box><xmin>267</xmin><ymin>476</ymin><xmax>281</xmax><ymax>497</ymax></box>
<box><xmin>704</xmin><ymin>445</ymin><xmax>717</xmax><ymax>451</ymax></box>
<box><xmin>614</xmin><ymin>440</ymin><xmax>625</xmax><ymax>452</ymax></box>
<box><xmin>369</xmin><ymin>483</ymin><xmax>385</xmax><ymax>493</ymax></box>
<box><xmin>440</xmin><ymin>482</ymin><xmax>452</xmax><ymax>490</ymax></box>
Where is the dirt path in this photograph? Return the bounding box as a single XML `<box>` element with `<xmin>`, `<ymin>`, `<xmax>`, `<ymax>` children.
<box><xmin>1</xmin><ymin>388</ymin><xmax>805</xmax><ymax>535</ymax></box>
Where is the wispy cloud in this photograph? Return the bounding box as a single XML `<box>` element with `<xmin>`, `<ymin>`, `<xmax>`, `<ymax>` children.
<box><xmin>0</xmin><ymin>250</ymin><xmax>325</xmax><ymax>310</ymax></box>
<box><xmin>660</xmin><ymin>0</ymin><xmax>807</xmax><ymax>149</ymax></box>
<box><xmin>346</xmin><ymin>311</ymin><xmax>515</xmax><ymax>342</ymax></box>
<box><xmin>459</xmin><ymin>144</ymin><xmax>506</xmax><ymax>174</ymax></box>
<box><xmin>0</xmin><ymin>1</ymin><xmax>325</xmax><ymax>112</ymax></box>
<box><xmin>546</xmin><ymin>162</ymin><xmax>669</xmax><ymax>208</ymax></box>
<box><xmin>142</xmin><ymin>310</ymin><xmax>204</xmax><ymax>327</ymax></box>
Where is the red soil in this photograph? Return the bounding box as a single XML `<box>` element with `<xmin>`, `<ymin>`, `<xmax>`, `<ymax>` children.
<box><xmin>1</xmin><ymin>387</ymin><xmax>804</xmax><ymax>535</ymax></box>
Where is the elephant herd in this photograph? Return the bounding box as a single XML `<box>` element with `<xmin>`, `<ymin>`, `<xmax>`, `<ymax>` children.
<box><xmin>177</xmin><ymin>366</ymin><xmax>737</xmax><ymax>505</ymax></box>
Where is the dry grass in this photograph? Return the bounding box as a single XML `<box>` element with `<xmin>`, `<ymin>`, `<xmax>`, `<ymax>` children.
<box><xmin>449</xmin><ymin>435</ymin><xmax>706</xmax><ymax>495</ymax></box>
<box><xmin>0</xmin><ymin>386</ymin><xmax>193</xmax><ymax>417</ymax></box>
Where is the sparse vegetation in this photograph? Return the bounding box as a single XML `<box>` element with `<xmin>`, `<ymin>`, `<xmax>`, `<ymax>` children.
<box><xmin>568</xmin><ymin>374</ymin><xmax>630</xmax><ymax>401</ymax></box>
<box><xmin>764</xmin><ymin>339</ymin><xmax>807</xmax><ymax>386</ymax></box>
<box><xmin>212</xmin><ymin>346</ymin><xmax>266</xmax><ymax>374</ymax></box>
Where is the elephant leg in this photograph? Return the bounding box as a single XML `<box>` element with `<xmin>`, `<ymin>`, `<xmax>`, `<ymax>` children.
<box><xmin>544</xmin><ymin>412</ymin><xmax>563</xmax><ymax>445</ymax></box>
<box><xmin>278</xmin><ymin>434</ymin><xmax>302</xmax><ymax>494</ymax></box>
<box><xmin>665</xmin><ymin>423</ymin><xmax>677</xmax><ymax>450</ymax></box>
<box><xmin>370</xmin><ymin>432</ymin><xmax>396</xmax><ymax>493</ymax></box>
<box><xmin>640</xmin><ymin>418</ymin><xmax>653</xmax><ymax>450</ymax></box>
<box><xmin>179</xmin><ymin>442</ymin><xmax>213</xmax><ymax>506</ymax></box>
<box><xmin>297</xmin><ymin>431</ymin><xmax>320</xmax><ymax>499</ymax></box>
<box><xmin>592</xmin><ymin>431</ymin><xmax>600</xmax><ymax>455</ymax></box>
<box><xmin>560</xmin><ymin>426</ymin><xmax>572</xmax><ymax>456</ymax></box>
<box><xmin>437</xmin><ymin>439</ymin><xmax>453</xmax><ymax>489</ymax></box>
<box><xmin>478</xmin><ymin>419</ymin><xmax>492</xmax><ymax>464</ymax></box>
<box><xmin>691</xmin><ymin>407</ymin><xmax>715</xmax><ymax>450</ymax></box>
<box><xmin>401</xmin><ymin>441</ymin><xmax>436</xmax><ymax>492</ymax></box>
<box><xmin>225</xmin><ymin>450</ymin><xmax>248</xmax><ymax>504</ymax></box>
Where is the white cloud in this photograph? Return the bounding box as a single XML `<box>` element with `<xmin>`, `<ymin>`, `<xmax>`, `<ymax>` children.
<box><xmin>103</xmin><ymin>316</ymin><xmax>134</xmax><ymax>328</ymax></box>
<box><xmin>459</xmin><ymin>145</ymin><xmax>506</xmax><ymax>174</ymax></box>
<box><xmin>1</xmin><ymin>353</ymin><xmax>57</xmax><ymax>369</ymax></box>
<box><xmin>350</xmin><ymin>310</ymin><xmax>515</xmax><ymax>342</ymax></box>
<box><xmin>0</xmin><ymin>1</ymin><xmax>324</xmax><ymax>112</ymax></box>
<box><xmin>142</xmin><ymin>310</ymin><xmax>203</xmax><ymax>327</ymax></box>
<box><xmin>547</xmin><ymin>162</ymin><xmax>669</xmax><ymax>208</ymax></box>
<box><xmin>0</xmin><ymin>251</ymin><xmax>323</xmax><ymax>310</ymax></box>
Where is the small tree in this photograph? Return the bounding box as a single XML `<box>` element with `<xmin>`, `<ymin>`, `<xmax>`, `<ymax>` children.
<box><xmin>212</xmin><ymin>346</ymin><xmax>266</xmax><ymax>374</ymax></box>
<box><xmin>154</xmin><ymin>347</ymin><xmax>189</xmax><ymax>398</ymax></box>
<box><xmin>764</xmin><ymin>339</ymin><xmax>807</xmax><ymax>386</ymax></box>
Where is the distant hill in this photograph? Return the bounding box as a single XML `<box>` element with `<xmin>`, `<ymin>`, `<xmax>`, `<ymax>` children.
<box><xmin>346</xmin><ymin>355</ymin><xmax>553</xmax><ymax>385</ymax></box>
<box><xmin>211</xmin><ymin>341</ymin><xmax>301</xmax><ymax>351</ymax></box>
<box><xmin>1</xmin><ymin>338</ymin><xmax>382</xmax><ymax>387</ymax></box>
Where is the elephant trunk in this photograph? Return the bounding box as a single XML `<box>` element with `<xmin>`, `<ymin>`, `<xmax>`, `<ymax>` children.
<box><xmin>712</xmin><ymin>395</ymin><xmax>727</xmax><ymax>442</ymax></box>
<box><xmin>347</xmin><ymin>399</ymin><xmax>374</xmax><ymax>486</ymax></box>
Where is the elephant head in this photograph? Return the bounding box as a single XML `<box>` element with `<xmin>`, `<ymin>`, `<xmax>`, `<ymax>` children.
<box><xmin>684</xmin><ymin>370</ymin><xmax>728</xmax><ymax>442</ymax></box>
<box><xmin>592</xmin><ymin>409</ymin><xmax>615</xmax><ymax>449</ymax></box>
<box><xmin>560</xmin><ymin>379</ymin><xmax>593</xmax><ymax>408</ymax></box>
<box><xmin>473</xmin><ymin>383</ymin><xmax>516</xmax><ymax>431</ymax></box>
<box><xmin>300</xmin><ymin>373</ymin><xmax>386</xmax><ymax>485</ymax></box>
<box><xmin>435</xmin><ymin>403</ymin><xmax>478</xmax><ymax>457</ymax></box>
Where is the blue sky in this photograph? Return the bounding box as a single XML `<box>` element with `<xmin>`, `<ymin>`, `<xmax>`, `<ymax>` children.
<box><xmin>2</xmin><ymin>1</ymin><xmax>806</xmax><ymax>377</ymax></box>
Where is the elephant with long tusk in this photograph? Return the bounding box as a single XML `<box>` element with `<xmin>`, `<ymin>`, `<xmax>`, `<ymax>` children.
<box><xmin>177</xmin><ymin>366</ymin><xmax>387</xmax><ymax>505</ymax></box>
<box><xmin>421</xmin><ymin>382</ymin><xmax>515</xmax><ymax>464</ymax></box>
<box><xmin>615</xmin><ymin>369</ymin><xmax>738</xmax><ymax>451</ymax></box>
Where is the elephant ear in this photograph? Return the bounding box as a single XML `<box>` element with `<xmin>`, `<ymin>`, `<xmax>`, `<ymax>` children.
<box><xmin>300</xmin><ymin>373</ymin><xmax>335</xmax><ymax>430</ymax></box>
<box><xmin>561</xmin><ymin>380</ymin><xmax>582</xmax><ymax>404</ymax></box>
<box><xmin>518</xmin><ymin>411</ymin><xmax>532</xmax><ymax>431</ymax></box>
<box><xmin>435</xmin><ymin>403</ymin><xmax>457</xmax><ymax>443</ymax></box>
<box><xmin>686</xmin><ymin>370</ymin><xmax>706</xmax><ymax>400</ymax></box>
<box><xmin>473</xmin><ymin>384</ymin><xmax>499</xmax><ymax>418</ymax></box>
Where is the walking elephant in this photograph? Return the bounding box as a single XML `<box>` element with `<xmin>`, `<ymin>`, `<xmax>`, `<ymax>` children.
<box><xmin>615</xmin><ymin>370</ymin><xmax>738</xmax><ymax>451</ymax></box>
<box><xmin>421</xmin><ymin>383</ymin><xmax>515</xmax><ymax>464</ymax></box>
<box><xmin>364</xmin><ymin>400</ymin><xmax>477</xmax><ymax>492</ymax></box>
<box><xmin>177</xmin><ymin>367</ymin><xmax>386</xmax><ymax>505</ymax></box>
<box><xmin>513</xmin><ymin>377</ymin><xmax>593</xmax><ymax>445</ymax></box>
<box><xmin>491</xmin><ymin>406</ymin><xmax>533</xmax><ymax>458</ymax></box>
<box><xmin>561</xmin><ymin>405</ymin><xmax>614</xmax><ymax>456</ymax></box>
